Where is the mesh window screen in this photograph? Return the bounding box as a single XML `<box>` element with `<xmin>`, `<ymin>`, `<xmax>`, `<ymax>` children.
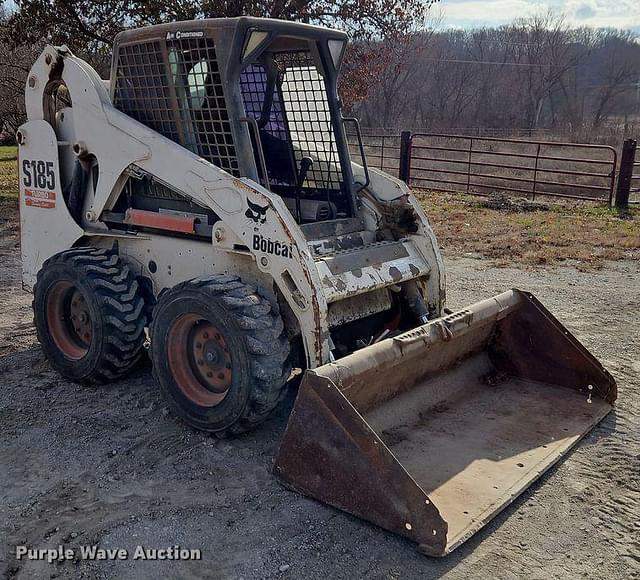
<box><xmin>167</xmin><ymin>36</ymin><xmax>239</xmax><ymax>176</ymax></box>
<box><xmin>113</xmin><ymin>37</ymin><xmax>239</xmax><ymax>177</ymax></box>
<box><xmin>239</xmin><ymin>64</ymin><xmax>288</xmax><ymax>140</ymax></box>
<box><xmin>240</xmin><ymin>53</ymin><xmax>344</xmax><ymax>191</ymax></box>
<box><xmin>239</xmin><ymin>65</ymin><xmax>267</xmax><ymax>123</ymax></box>
<box><xmin>113</xmin><ymin>41</ymin><xmax>179</xmax><ymax>142</ymax></box>
<box><xmin>276</xmin><ymin>51</ymin><xmax>343</xmax><ymax>191</ymax></box>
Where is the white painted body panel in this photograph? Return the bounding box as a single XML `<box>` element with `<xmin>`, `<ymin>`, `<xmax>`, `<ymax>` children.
<box><xmin>18</xmin><ymin>120</ymin><xmax>84</xmax><ymax>288</ymax></box>
<box><xmin>18</xmin><ymin>45</ymin><xmax>445</xmax><ymax>368</ymax></box>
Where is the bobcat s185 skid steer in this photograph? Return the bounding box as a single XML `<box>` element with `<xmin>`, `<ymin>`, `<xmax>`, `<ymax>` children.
<box><xmin>17</xmin><ymin>17</ymin><xmax>616</xmax><ymax>556</ymax></box>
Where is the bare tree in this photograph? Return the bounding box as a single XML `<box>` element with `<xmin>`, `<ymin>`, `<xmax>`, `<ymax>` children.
<box><xmin>0</xmin><ymin>9</ymin><xmax>40</xmax><ymax>138</ymax></box>
<box><xmin>350</xmin><ymin>13</ymin><xmax>640</xmax><ymax>142</ymax></box>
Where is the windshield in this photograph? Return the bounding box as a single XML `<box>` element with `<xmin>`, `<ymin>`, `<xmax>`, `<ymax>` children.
<box><xmin>239</xmin><ymin>48</ymin><xmax>351</xmax><ymax>222</ymax></box>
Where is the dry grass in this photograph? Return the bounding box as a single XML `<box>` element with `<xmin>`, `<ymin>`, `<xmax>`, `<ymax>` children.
<box><xmin>0</xmin><ymin>146</ymin><xmax>18</xmax><ymax>199</ymax></box>
<box><xmin>0</xmin><ymin>147</ymin><xmax>20</xmax><ymax>256</ymax></box>
<box><xmin>0</xmin><ymin>150</ymin><xmax>637</xmax><ymax>269</ymax></box>
<box><xmin>416</xmin><ymin>190</ymin><xmax>640</xmax><ymax>269</ymax></box>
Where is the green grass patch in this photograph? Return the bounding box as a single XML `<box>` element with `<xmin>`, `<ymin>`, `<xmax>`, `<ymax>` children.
<box><xmin>0</xmin><ymin>155</ymin><xmax>18</xmax><ymax>198</ymax></box>
<box><xmin>0</xmin><ymin>145</ymin><xmax>17</xmax><ymax>161</ymax></box>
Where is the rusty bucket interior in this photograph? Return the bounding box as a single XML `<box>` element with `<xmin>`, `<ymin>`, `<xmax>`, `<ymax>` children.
<box><xmin>274</xmin><ymin>289</ymin><xmax>616</xmax><ymax>556</ymax></box>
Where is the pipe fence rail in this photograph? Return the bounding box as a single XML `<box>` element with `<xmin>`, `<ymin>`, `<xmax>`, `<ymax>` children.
<box><xmin>346</xmin><ymin>132</ymin><xmax>401</xmax><ymax>175</ymax></box>
<box><xmin>348</xmin><ymin>130</ymin><xmax>638</xmax><ymax>208</ymax></box>
<box><xmin>409</xmin><ymin>134</ymin><xmax>617</xmax><ymax>204</ymax></box>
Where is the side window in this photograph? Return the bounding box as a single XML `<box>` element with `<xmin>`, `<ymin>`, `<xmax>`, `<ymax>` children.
<box><xmin>166</xmin><ymin>36</ymin><xmax>239</xmax><ymax>176</ymax></box>
<box><xmin>113</xmin><ymin>41</ymin><xmax>178</xmax><ymax>143</ymax></box>
<box><xmin>187</xmin><ymin>61</ymin><xmax>209</xmax><ymax>109</ymax></box>
<box><xmin>114</xmin><ymin>36</ymin><xmax>239</xmax><ymax>177</ymax></box>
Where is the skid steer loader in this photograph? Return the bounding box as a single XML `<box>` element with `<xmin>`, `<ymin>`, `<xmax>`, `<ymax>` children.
<box><xmin>17</xmin><ymin>17</ymin><xmax>616</xmax><ymax>556</ymax></box>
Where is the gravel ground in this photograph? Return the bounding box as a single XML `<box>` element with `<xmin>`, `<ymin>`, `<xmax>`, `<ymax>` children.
<box><xmin>0</xmin><ymin>248</ymin><xmax>638</xmax><ymax>580</ymax></box>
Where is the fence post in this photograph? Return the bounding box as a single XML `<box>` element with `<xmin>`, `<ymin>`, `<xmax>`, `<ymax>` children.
<box><xmin>399</xmin><ymin>131</ymin><xmax>412</xmax><ymax>184</ymax></box>
<box><xmin>615</xmin><ymin>139</ymin><xmax>637</xmax><ymax>209</ymax></box>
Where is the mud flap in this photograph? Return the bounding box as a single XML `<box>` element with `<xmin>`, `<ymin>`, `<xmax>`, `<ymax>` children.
<box><xmin>273</xmin><ymin>289</ymin><xmax>616</xmax><ymax>556</ymax></box>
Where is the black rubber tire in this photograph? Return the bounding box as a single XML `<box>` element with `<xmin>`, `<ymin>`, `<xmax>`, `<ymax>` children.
<box><xmin>33</xmin><ymin>247</ymin><xmax>147</xmax><ymax>383</ymax></box>
<box><xmin>150</xmin><ymin>275</ymin><xmax>291</xmax><ymax>436</ymax></box>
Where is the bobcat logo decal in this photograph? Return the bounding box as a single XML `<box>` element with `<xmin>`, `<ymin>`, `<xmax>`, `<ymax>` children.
<box><xmin>245</xmin><ymin>199</ymin><xmax>269</xmax><ymax>225</ymax></box>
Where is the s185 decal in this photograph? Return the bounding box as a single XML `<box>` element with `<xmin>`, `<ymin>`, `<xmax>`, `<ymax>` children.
<box><xmin>22</xmin><ymin>160</ymin><xmax>55</xmax><ymax>190</ymax></box>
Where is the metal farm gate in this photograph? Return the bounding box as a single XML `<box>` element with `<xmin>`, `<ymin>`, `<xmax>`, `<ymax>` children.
<box><xmin>348</xmin><ymin>129</ymin><xmax>640</xmax><ymax>209</ymax></box>
<box><xmin>348</xmin><ymin>131</ymin><xmax>627</xmax><ymax>205</ymax></box>
<box><xmin>407</xmin><ymin>133</ymin><xmax>617</xmax><ymax>203</ymax></box>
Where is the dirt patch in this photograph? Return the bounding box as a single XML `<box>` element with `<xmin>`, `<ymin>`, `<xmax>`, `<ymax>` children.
<box><xmin>1</xmin><ymin>243</ymin><xmax>638</xmax><ymax>579</ymax></box>
<box><xmin>416</xmin><ymin>190</ymin><xmax>640</xmax><ymax>269</ymax></box>
<box><xmin>0</xmin><ymin>197</ymin><xmax>19</xmax><ymax>252</ymax></box>
<box><xmin>479</xmin><ymin>192</ymin><xmax>549</xmax><ymax>213</ymax></box>
<box><xmin>0</xmin><ymin>158</ymin><xmax>638</xmax><ymax>577</ymax></box>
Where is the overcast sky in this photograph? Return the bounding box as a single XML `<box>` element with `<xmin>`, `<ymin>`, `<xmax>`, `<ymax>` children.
<box><xmin>435</xmin><ymin>0</ymin><xmax>640</xmax><ymax>32</ymax></box>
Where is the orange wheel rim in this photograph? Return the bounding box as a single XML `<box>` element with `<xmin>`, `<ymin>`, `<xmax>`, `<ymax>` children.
<box><xmin>46</xmin><ymin>281</ymin><xmax>92</xmax><ymax>360</ymax></box>
<box><xmin>166</xmin><ymin>313</ymin><xmax>233</xmax><ymax>407</ymax></box>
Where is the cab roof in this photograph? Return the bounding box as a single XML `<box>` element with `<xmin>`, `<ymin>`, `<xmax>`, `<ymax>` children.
<box><xmin>114</xmin><ymin>16</ymin><xmax>349</xmax><ymax>46</ymax></box>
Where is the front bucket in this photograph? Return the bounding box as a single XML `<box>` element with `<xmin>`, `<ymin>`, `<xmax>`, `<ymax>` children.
<box><xmin>274</xmin><ymin>290</ymin><xmax>616</xmax><ymax>556</ymax></box>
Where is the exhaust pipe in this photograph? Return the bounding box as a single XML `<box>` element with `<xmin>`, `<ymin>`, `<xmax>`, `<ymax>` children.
<box><xmin>274</xmin><ymin>289</ymin><xmax>616</xmax><ymax>556</ymax></box>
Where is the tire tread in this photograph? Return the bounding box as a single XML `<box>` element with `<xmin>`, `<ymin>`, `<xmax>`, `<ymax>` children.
<box><xmin>151</xmin><ymin>275</ymin><xmax>290</xmax><ymax>436</ymax></box>
<box><xmin>34</xmin><ymin>247</ymin><xmax>147</xmax><ymax>384</ymax></box>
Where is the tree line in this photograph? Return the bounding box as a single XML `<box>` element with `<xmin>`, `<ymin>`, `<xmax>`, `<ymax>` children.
<box><xmin>1</xmin><ymin>4</ymin><xmax>638</xmax><ymax>144</ymax></box>
<box><xmin>348</xmin><ymin>14</ymin><xmax>640</xmax><ymax>144</ymax></box>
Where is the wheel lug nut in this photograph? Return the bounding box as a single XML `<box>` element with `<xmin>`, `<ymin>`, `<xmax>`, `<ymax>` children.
<box><xmin>203</xmin><ymin>332</ymin><xmax>209</xmax><ymax>339</ymax></box>
<box><xmin>195</xmin><ymin>342</ymin><xmax>202</xmax><ymax>349</ymax></box>
<box><xmin>218</xmin><ymin>373</ymin><xmax>225</xmax><ymax>380</ymax></box>
<box><xmin>206</xmin><ymin>371</ymin><xmax>213</xmax><ymax>378</ymax></box>
<box><xmin>197</xmin><ymin>359</ymin><xmax>204</xmax><ymax>366</ymax></box>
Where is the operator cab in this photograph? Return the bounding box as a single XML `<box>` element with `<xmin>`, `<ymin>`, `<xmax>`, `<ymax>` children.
<box><xmin>111</xmin><ymin>18</ymin><xmax>368</xmax><ymax>225</ymax></box>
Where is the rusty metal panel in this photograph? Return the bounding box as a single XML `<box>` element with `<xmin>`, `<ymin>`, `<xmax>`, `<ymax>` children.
<box><xmin>124</xmin><ymin>208</ymin><xmax>196</xmax><ymax>234</ymax></box>
<box><xmin>490</xmin><ymin>292</ymin><xmax>617</xmax><ymax>404</ymax></box>
<box><xmin>274</xmin><ymin>372</ymin><xmax>449</xmax><ymax>556</ymax></box>
<box><xmin>274</xmin><ymin>289</ymin><xmax>617</xmax><ymax>556</ymax></box>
